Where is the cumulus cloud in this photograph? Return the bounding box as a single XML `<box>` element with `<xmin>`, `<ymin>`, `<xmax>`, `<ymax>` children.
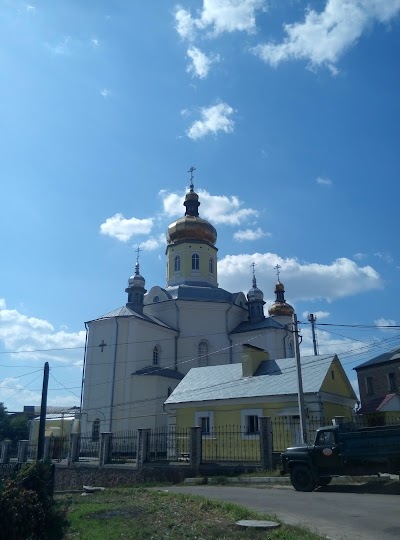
<box><xmin>100</xmin><ymin>213</ymin><xmax>154</xmax><ymax>242</ymax></box>
<box><xmin>139</xmin><ymin>234</ymin><xmax>166</xmax><ymax>251</ymax></box>
<box><xmin>175</xmin><ymin>0</ymin><xmax>265</xmax><ymax>40</ymax></box>
<box><xmin>160</xmin><ymin>188</ymin><xmax>258</xmax><ymax>225</ymax></box>
<box><xmin>251</xmin><ymin>0</ymin><xmax>400</xmax><ymax>73</ymax></box>
<box><xmin>374</xmin><ymin>317</ymin><xmax>397</xmax><ymax>329</ymax></box>
<box><xmin>218</xmin><ymin>253</ymin><xmax>382</xmax><ymax>301</ymax></box>
<box><xmin>302</xmin><ymin>310</ymin><xmax>330</xmax><ymax>320</ymax></box>
<box><xmin>187</xmin><ymin>46</ymin><xmax>220</xmax><ymax>78</ymax></box>
<box><xmin>233</xmin><ymin>227</ymin><xmax>269</xmax><ymax>241</ymax></box>
<box><xmin>316</xmin><ymin>176</ymin><xmax>332</xmax><ymax>186</ymax></box>
<box><xmin>0</xmin><ymin>299</ymin><xmax>85</xmax><ymax>363</ymax></box>
<box><xmin>187</xmin><ymin>102</ymin><xmax>235</xmax><ymax>139</ymax></box>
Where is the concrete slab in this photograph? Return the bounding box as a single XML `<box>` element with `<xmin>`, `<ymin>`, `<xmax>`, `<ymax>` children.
<box><xmin>236</xmin><ymin>519</ymin><xmax>281</xmax><ymax>529</ymax></box>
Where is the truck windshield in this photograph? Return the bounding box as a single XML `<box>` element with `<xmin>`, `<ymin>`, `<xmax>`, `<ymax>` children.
<box><xmin>316</xmin><ymin>431</ymin><xmax>335</xmax><ymax>445</ymax></box>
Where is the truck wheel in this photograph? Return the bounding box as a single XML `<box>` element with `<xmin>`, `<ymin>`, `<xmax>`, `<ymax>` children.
<box><xmin>318</xmin><ymin>476</ymin><xmax>332</xmax><ymax>487</ymax></box>
<box><xmin>290</xmin><ymin>465</ymin><xmax>316</xmax><ymax>492</ymax></box>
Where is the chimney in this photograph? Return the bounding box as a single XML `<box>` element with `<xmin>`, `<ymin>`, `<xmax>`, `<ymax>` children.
<box><xmin>242</xmin><ymin>344</ymin><xmax>269</xmax><ymax>378</ymax></box>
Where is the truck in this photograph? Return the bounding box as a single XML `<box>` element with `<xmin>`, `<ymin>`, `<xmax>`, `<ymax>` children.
<box><xmin>281</xmin><ymin>422</ymin><xmax>400</xmax><ymax>492</ymax></box>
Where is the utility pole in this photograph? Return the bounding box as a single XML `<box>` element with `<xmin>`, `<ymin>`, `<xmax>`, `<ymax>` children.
<box><xmin>307</xmin><ymin>313</ymin><xmax>318</xmax><ymax>356</ymax></box>
<box><xmin>293</xmin><ymin>314</ymin><xmax>308</xmax><ymax>444</ymax></box>
<box><xmin>37</xmin><ymin>362</ymin><xmax>49</xmax><ymax>460</ymax></box>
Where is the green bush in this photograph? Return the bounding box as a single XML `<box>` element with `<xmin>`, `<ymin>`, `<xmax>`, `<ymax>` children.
<box><xmin>0</xmin><ymin>461</ymin><xmax>65</xmax><ymax>540</ymax></box>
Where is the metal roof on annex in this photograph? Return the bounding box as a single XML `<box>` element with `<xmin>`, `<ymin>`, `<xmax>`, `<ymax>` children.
<box><xmin>231</xmin><ymin>317</ymin><xmax>285</xmax><ymax>334</ymax></box>
<box><xmin>165</xmin><ymin>354</ymin><xmax>338</xmax><ymax>405</ymax></box>
<box><xmin>354</xmin><ymin>346</ymin><xmax>400</xmax><ymax>371</ymax></box>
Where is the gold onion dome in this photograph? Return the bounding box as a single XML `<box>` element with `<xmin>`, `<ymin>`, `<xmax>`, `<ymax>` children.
<box><xmin>167</xmin><ymin>188</ymin><xmax>217</xmax><ymax>247</ymax></box>
<box><xmin>268</xmin><ymin>280</ymin><xmax>294</xmax><ymax>317</ymax></box>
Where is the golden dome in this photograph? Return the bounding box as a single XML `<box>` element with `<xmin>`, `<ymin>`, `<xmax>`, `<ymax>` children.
<box><xmin>167</xmin><ymin>216</ymin><xmax>217</xmax><ymax>246</ymax></box>
<box><xmin>268</xmin><ymin>301</ymin><xmax>294</xmax><ymax>317</ymax></box>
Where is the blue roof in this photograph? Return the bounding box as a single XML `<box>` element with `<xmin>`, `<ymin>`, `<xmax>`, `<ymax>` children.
<box><xmin>354</xmin><ymin>346</ymin><xmax>400</xmax><ymax>370</ymax></box>
<box><xmin>165</xmin><ymin>354</ymin><xmax>338</xmax><ymax>405</ymax></box>
<box><xmin>231</xmin><ymin>317</ymin><xmax>285</xmax><ymax>334</ymax></box>
<box><xmin>132</xmin><ymin>366</ymin><xmax>184</xmax><ymax>380</ymax></box>
<box><xmin>166</xmin><ymin>284</ymin><xmax>235</xmax><ymax>303</ymax></box>
<box><xmin>88</xmin><ymin>306</ymin><xmax>174</xmax><ymax>330</ymax></box>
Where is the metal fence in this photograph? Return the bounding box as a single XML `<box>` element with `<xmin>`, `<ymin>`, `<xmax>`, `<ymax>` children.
<box><xmin>51</xmin><ymin>436</ymin><xmax>70</xmax><ymax>461</ymax></box>
<box><xmin>201</xmin><ymin>426</ymin><xmax>261</xmax><ymax>464</ymax></box>
<box><xmin>110</xmin><ymin>431</ymin><xmax>138</xmax><ymax>464</ymax></box>
<box><xmin>77</xmin><ymin>434</ymin><xmax>100</xmax><ymax>462</ymax></box>
<box><xmin>147</xmin><ymin>427</ymin><xmax>190</xmax><ymax>463</ymax></box>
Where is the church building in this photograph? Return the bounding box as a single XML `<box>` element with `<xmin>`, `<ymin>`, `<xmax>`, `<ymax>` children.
<box><xmin>80</xmin><ymin>176</ymin><xmax>296</xmax><ymax>436</ymax></box>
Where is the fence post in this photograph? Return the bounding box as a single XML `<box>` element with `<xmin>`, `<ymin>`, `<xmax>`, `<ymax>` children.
<box><xmin>17</xmin><ymin>440</ymin><xmax>29</xmax><ymax>463</ymax></box>
<box><xmin>137</xmin><ymin>428</ymin><xmax>150</xmax><ymax>468</ymax></box>
<box><xmin>259</xmin><ymin>417</ymin><xmax>273</xmax><ymax>471</ymax></box>
<box><xmin>189</xmin><ymin>426</ymin><xmax>202</xmax><ymax>474</ymax></box>
<box><xmin>43</xmin><ymin>436</ymin><xmax>54</xmax><ymax>461</ymax></box>
<box><xmin>68</xmin><ymin>433</ymin><xmax>80</xmax><ymax>466</ymax></box>
<box><xmin>100</xmin><ymin>432</ymin><xmax>112</xmax><ymax>466</ymax></box>
<box><xmin>1</xmin><ymin>440</ymin><xmax>12</xmax><ymax>464</ymax></box>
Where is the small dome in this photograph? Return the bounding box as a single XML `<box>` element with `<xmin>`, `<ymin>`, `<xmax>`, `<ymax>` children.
<box><xmin>275</xmin><ymin>281</ymin><xmax>285</xmax><ymax>292</ymax></box>
<box><xmin>167</xmin><ymin>216</ymin><xmax>217</xmax><ymax>246</ymax></box>
<box><xmin>247</xmin><ymin>276</ymin><xmax>264</xmax><ymax>302</ymax></box>
<box><xmin>128</xmin><ymin>263</ymin><xmax>145</xmax><ymax>288</ymax></box>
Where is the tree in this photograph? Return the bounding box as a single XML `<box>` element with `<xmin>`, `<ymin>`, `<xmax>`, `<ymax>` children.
<box><xmin>9</xmin><ymin>415</ymin><xmax>30</xmax><ymax>442</ymax></box>
<box><xmin>0</xmin><ymin>402</ymin><xmax>11</xmax><ymax>440</ymax></box>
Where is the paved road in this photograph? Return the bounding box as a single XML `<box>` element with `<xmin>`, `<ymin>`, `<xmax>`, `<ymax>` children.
<box><xmin>163</xmin><ymin>484</ymin><xmax>400</xmax><ymax>540</ymax></box>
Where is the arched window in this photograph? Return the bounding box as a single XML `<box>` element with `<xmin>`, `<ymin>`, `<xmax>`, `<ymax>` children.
<box><xmin>153</xmin><ymin>345</ymin><xmax>160</xmax><ymax>366</ymax></box>
<box><xmin>92</xmin><ymin>419</ymin><xmax>100</xmax><ymax>442</ymax></box>
<box><xmin>167</xmin><ymin>387</ymin><xmax>172</xmax><ymax>397</ymax></box>
<box><xmin>192</xmin><ymin>253</ymin><xmax>199</xmax><ymax>270</ymax></box>
<box><xmin>198</xmin><ymin>341</ymin><xmax>209</xmax><ymax>367</ymax></box>
<box><xmin>174</xmin><ymin>255</ymin><xmax>181</xmax><ymax>272</ymax></box>
<box><xmin>209</xmin><ymin>257</ymin><xmax>214</xmax><ymax>274</ymax></box>
<box><xmin>153</xmin><ymin>295</ymin><xmax>160</xmax><ymax>303</ymax></box>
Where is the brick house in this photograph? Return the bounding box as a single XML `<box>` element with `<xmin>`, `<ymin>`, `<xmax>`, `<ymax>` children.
<box><xmin>354</xmin><ymin>347</ymin><xmax>400</xmax><ymax>425</ymax></box>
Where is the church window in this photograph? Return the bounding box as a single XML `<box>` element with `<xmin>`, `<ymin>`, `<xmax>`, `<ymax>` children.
<box><xmin>192</xmin><ymin>253</ymin><xmax>199</xmax><ymax>270</ymax></box>
<box><xmin>153</xmin><ymin>345</ymin><xmax>160</xmax><ymax>366</ymax></box>
<box><xmin>198</xmin><ymin>341</ymin><xmax>209</xmax><ymax>367</ymax></box>
<box><xmin>209</xmin><ymin>257</ymin><xmax>214</xmax><ymax>274</ymax></box>
<box><xmin>92</xmin><ymin>419</ymin><xmax>100</xmax><ymax>442</ymax></box>
<box><xmin>174</xmin><ymin>255</ymin><xmax>181</xmax><ymax>272</ymax></box>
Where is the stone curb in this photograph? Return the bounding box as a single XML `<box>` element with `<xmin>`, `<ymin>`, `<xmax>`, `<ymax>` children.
<box><xmin>184</xmin><ymin>474</ymin><xmax>399</xmax><ymax>485</ymax></box>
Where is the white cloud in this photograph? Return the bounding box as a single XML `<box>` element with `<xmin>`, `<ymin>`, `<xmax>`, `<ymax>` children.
<box><xmin>91</xmin><ymin>38</ymin><xmax>100</xmax><ymax>47</ymax></box>
<box><xmin>100</xmin><ymin>213</ymin><xmax>154</xmax><ymax>242</ymax></box>
<box><xmin>186</xmin><ymin>46</ymin><xmax>220</xmax><ymax>78</ymax></box>
<box><xmin>218</xmin><ymin>253</ymin><xmax>382</xmax><ymax>301</ymax></box>
<box><xmin>316</xmin><ymin>176</ymin><xmax>332</xmax><ymax>185</ymax></box>
<box><xmin>251</xmin><ymin>0</ymin><xmax>400</xmax><ymax>72</ymax></box>
<box><xmin>302</xmin><ymin>310</ymin><xmax>330</xmax><ymax>320</ymax></box>
<box><xmin>160</xmin><ymin>188</ymin><xmax>258</xmax><ymax>225</ymax></box>
<box><xmin>374</xmin><ymin>317</ymin><xmax>397</xmax><ymax>329</ymax></box>
<box><xmin>374</xmin><ymin>251</ymin><xmax>394</xmax><ymax>264</ymax></box>
<box><xmin>233</xmin><ymin>227</ymin><xmax>269</xmax><ymax>241</ymax></box>
<box><xmin>187</xmin><ymin>102</ymin><xmax>235</xmax><ymax>140</ymax></box>
<box><xmin>139</xmin><ymin>234</ymin><xmax>166</xmax><ymax>251</ymax></box>
<box><xmin>0</xmin><ymin>299</ymin><xmax>85</xmax><ymax>364</ymax></box>
<box><xmin>100</xmin><ymin>88</ymin><xmax>111</xmax><ymax>98</ymax></box>
<box><xmin>25</xmin><ymin>4</ymin><xmax>36</xmax><ymax>12</ymax></box>
<box><xmin>46</xmin><ymin>36</ymin><xmax>72</xmax><ymax>55</ymax></box>
<box><xmin>354</xmin><ymin>252</ymin><xmax>368</xmax><ymax>260</ymax></box>
<box><xmin>175</xmin><ymin>0</ymin><xmax>266</xmax><ymax>40</ymax></box>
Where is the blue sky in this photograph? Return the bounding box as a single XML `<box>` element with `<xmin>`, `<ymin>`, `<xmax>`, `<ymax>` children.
<box><xmin>1</xmin><ymin>0</ymin><xmax>399</xmax><ymax>411</ymax></box>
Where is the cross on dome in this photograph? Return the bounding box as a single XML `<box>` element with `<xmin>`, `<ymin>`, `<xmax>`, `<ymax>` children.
<box><xmin>188</xmin><ymin>166</ymin><xmax>196</xmax><ymax>192</ymax></box>
<box><xmin>274</xmin><ymin>263</ymin><xmax>281</xmax><ymax>282</ymax></box>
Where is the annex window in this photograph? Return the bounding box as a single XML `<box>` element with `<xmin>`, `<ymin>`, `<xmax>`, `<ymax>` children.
<box><xmin>192</xmin><ymin>253</ymin><xmax>199</xmax><ymax>270</ymax></box>
<box><xmin>195</xmin><ymin>411</ymin><xmax>214</xmax><ymax>436</ymax></box>
<box><xmin>92</xmin><ymin>419</ymin><xmax>100</xmax><ymax>442</ymax></box>
<box><xmin>209</xmin><ymin>257</ymin><xmax>214</xmax><ymax>274</ymax></box>
<box><xmin>366</xmin><ymin>377</ymin><xmax>374</xmax><ymax>395</ymax></box>
<box><xmin>153</xmin><ymin>345</ymin><xmax>160</xmax><ymax>366</ymax></box>
<box><xmin>198</xmin><ymin>341</ymin><xmax>209</xmax><ymax>367</ymax></box>
<box><xmin>174</xmin><ymin>255</ymin><xmax>181</xmax><ymax>272</ymax></box>
<box><xmin>388</xmin><ymin>372</ymin><xmax>397</xmax><ymax>392</ymax></box>
<box><xmin>241</xmin><ymin>409</ymin><xmax>262</xmax><ymax>438</ymax></box>
<box><xmin>153</xmin><ymin>295</ymin><xmax>160</xmax><ymax>303</ymax></box>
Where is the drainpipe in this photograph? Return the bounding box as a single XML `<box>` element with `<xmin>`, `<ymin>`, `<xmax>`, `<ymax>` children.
<box><xmin>174</xmin><ymin>302</ymin><xmax>181</xmax><ymax>371</ymax></box>
<box><xmin>283</xmin><ymin>325</ymin><xmax>289</xmax><ymax>358</ymax></box>
<box><xmin>226</xmin><ymin>304</ymin><xmax>234</xmax><ymax>364</ymax></box>
<box><xmin>80</xmin><ymin>322</ymin><xmax>89</xmax><ymax>413</ymax></box>
<box><xmin>109</xmin><ymin>318</ymin><xmax>119</xmax><ymax>432</ymax></box>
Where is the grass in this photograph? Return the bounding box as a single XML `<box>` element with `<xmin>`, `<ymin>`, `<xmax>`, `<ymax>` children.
<box><xmin>59</xmin><ymin>487</ymin><xmax>326</xmax><ymax>540</ymax></box>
